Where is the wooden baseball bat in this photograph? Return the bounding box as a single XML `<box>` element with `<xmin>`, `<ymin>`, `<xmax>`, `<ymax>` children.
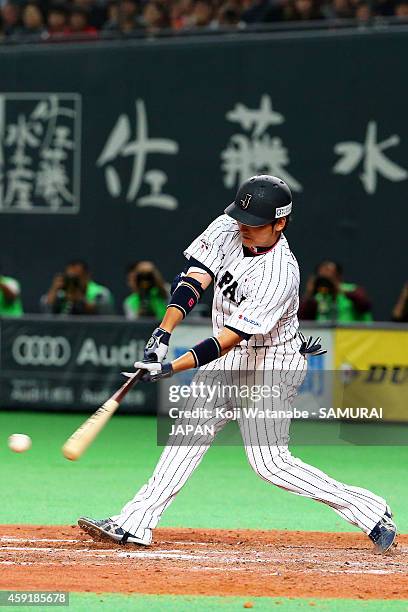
<box><xmin>62</xmin><ymin>369</ymin><xmax>144</xmax><ymax>461</ymax></box>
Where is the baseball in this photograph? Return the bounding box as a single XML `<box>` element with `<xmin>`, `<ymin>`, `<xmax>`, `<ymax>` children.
<box><xmin>8</xmin><ymin>433</ymin><xmax>32</xmax><ymax>453</ymax></box>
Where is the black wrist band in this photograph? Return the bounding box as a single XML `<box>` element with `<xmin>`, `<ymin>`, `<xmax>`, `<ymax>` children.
<box><xmin>156</xmin><ymin>328</ymin><xmax>171</xmax><ymax>345</ymax></box>
<box><xmin>189</xmin><ymin>336</ymin><xmax>222</xmax><ymax>367</ymax></box>
<box><xmin>161</xmin><ymin>363</ymin><xmax>174</xmax><ymax>378</ymax></box>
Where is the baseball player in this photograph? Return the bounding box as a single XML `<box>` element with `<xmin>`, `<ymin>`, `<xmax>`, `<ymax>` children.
<box><xmin>79</xmin><ymin>175</ymin><xmax>396</xmax><ymax>553</ymax></box>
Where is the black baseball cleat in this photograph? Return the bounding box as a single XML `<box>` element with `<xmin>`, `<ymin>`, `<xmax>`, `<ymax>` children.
<box><xmin>78</xmin><ymin>517</ymin><xmax>150</xmax><ymax>546</ymax></box>
<box><xmin>368</xmin><ymin>512</ymin><xmax>397</xmax><ymax>554</ymax></box>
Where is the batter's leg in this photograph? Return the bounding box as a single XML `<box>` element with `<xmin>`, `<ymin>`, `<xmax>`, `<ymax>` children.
<box><xmin>238</xmin><ymin>348</ymin><xmax>389</xmax><ymax>535</ymax></box>
<box><xmin>238</xmin><ymin>390</ymin><xmax>387</xmax><ymax>533</ymax></box>
<box><xmin>110</xmin><ymin>374</ymin><xmax>232</xmax><ymax>541</ymax></box>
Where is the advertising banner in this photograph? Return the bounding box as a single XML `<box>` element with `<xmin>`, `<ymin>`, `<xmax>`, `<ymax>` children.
<box><xmin>334</xmin><ymin>327</ymin><xmax>408</xmax><ymax>422</ymax></box>
<box><xmin>0</xmin><ymin>317</ymin><xmax>156</xmax><ymax>413</ymax></box>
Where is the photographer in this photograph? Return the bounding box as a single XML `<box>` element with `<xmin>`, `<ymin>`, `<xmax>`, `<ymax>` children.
<box><xmin>42</xmin><ymin>260</ymin><xmax>114</xmax><ymax>315</ymax></box>
<box><xmin>0</xmin><ymin>269</ymin><xmax>23</xmax><ymax>317</ymax></box>
<box><xmin>299</xmin><ymin>260</ymin><xmax>373</xmax><ymax>323</ymax></box>
<box><xmin>123</xmin><ymin>261</ymin><xmax>168</xmax><ymax>320</ymax></box>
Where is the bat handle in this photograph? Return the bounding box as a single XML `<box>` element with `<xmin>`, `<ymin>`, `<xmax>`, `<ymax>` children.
<box><xmin>112</xmin><ymin>368</ymin><xmax>144</xmax><ymax>403</ymax></box>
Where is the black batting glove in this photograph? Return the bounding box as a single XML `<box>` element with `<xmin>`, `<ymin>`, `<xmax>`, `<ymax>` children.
<box><xmin>298</xmin><ymin>331</ymin><xmax>327</xmax><ymax>357</ymax></box>
<box><xmin>144</xmin><ymin>327</ymin><xmax>171</xmax><ymax>363</ymax></box>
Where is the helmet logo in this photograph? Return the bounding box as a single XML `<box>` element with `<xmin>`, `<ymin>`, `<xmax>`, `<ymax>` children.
<box><xmin>275</xmin><ymin>202</ymin><xmax>292</xmax><ymax>218</ymax></box>
<box><xmin>240</xmin><ymin>194</ymin><xmax>252</xmax><ymax>210</ymax></box>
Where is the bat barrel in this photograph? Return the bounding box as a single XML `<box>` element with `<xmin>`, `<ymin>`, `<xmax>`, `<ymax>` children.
<box><xmin>61</xmin><ymin>369</ymin><xmax>144</xmax><ymax>462</ymax></box>
<box><xmin>62</xmin><ymin>399</ymin><xmax>119</xmax><ymax>461</ymax></box>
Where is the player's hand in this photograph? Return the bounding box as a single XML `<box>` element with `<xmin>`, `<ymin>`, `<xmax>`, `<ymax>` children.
<box><xmin>125</xmin><ymin>361</ymin><xmax>174</xmax><ymax>383</ymax></box>
<box><xmin>298</xmin><ymin>332</ymin><xmax>327</xmax><ymax>357</ymax></box>
<box><xmin>144</xmin><ymin>327</ymin><xmax>171</xmax><ymax>363</ymax></box>
<box><xmin>52</xmin><ymin>273</ymin><xmax>65</xmax><ymax>291</ymax></box>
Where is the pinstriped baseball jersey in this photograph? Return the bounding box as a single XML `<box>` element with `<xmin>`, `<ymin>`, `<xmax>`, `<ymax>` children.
<box><xmin>184</xmin><ymin>214</ymin><xmax>300</xmax><ymax>347</ymax></box>
<box><xmin>111</xmin><ymin>214</ymin><xmax>388</xmax><ymax>544</ymax></box>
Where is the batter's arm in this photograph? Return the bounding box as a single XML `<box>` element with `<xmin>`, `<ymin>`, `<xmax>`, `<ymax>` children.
<box><xmin>142</xmin><ymin>269</ymin><xmax>212</xmax><ymax>363</ymax></box>
<box><xmin>172</xmin><ymin>327</ymin><xmax>241</xmax><ymax>372</ymax></box>
<box><xmin>133</xmin><ymin>327</ymin><xmax>243</xmax><ymax>380</ymax></box>
<box><xmin>160</xmin><ymin>270</ymin><xmax>212</xmax><ymax>334</ymax></box>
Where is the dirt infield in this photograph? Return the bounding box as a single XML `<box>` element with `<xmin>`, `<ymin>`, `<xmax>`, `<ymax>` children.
<box><xmin>0</xmin><ymin>525</ymin><xmax>407</xmax><ymax>599</ymax></box>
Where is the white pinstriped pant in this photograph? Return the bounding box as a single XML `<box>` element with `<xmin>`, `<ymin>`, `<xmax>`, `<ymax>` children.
<box><xmin>112</xmin><ymin>343</ymin><xmax>386</xmax><ymax>542</ymax></box>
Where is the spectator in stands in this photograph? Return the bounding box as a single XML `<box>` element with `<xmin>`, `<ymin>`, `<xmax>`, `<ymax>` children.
<box><xmin>104</xmin><ymin>0</ymin><xmax>140</xmax><ymax>33</ymax></box>
<box><xmin>322</xmin><ymin>0</ymin><xmax>353</xmax><ymax>19</ymax></box>
<box><xmin>72</xmin><ymin>0</ymin><xmax>107</xmax><ymax>29</ymax></box>
<box><xmin>241</xmin><ymin>0</ymin><xmax>271</xmax><ymax>23</ymax></box>
<box><xmin>190</xmin><ymin>0</ymin><xmax>215</xmax><ymax>27</ymax></box>
<box><xmin>120</xmin><ymin>0</ymin><xmax>141</xmax><ymax>31</ymax></box>
<box><xmin>286</xmin><ymin>0</ymin><xmax>324</xmax><ymax>20</ymax></box>
<box><xmin>142</xmin><ymin>1</ymin><xmax>170</xmax><ymax>33</ymax></box>
<box><xmin>170</xmin><ymin>0</ymin><xmax>193</xmax><ymax>29</ymax></box>
<box><xmin>0</xmin><ymin>269</ymin><xmax>23</xmax><ymax>317</ymax></box>
<box><xmin>69</xmin><ymin>6</ymin><xmax>97</xmax><ymax>35</ymax></box>
<box><xmin>4</xmin><ymin>0</ymin><xmax>408</xmax><ymax>39</ymax></box>
<box><xmin>355</xmin><ymin>1</ymin><xmax>372</xmax><ymax>20</ymax></box>
<box><xmin>395</xmin><ymin>0</ymin><xmax>408</xmax><ymax>16</ymax></box>
<box><xmin>46</xmin><ymin>4</ymin><xmax>69</xmax><ymax>36</ymax></box>
<box><xmin>42</xmin><ymin>260</ymin><xmax>114</xmax><ymax>315</ymax></box>
<box><xmin>392</xmin><ymin>282</ymin><xmax>408</xmax><ymax>322</ymax></box>
<box><xmin>103</xmin><ymin>0</ymin><xmax>119</xmax><ymax>30</ymax></box>
<box><xmin>1</xmin><ymin>2</ymin><xmax>22</xmax><ymax>36</ymax></box>
<box><xmin>21</xmin><ymin>3</ymin><xmax>46</xmax><ymax>37</ymax></box>
<box><xmin>217</xmin><ymin>2</ymin><xmax>242</xmax><ymax>26</ymax></box>
<box><xmin>123</xmin><ymin>260</ymin><xmax>168</xmax><ymax>320</ymax></box>
<box><xmin>299</xmin><ymin>260</ymin><xmax>373</xmax><ymax>323</ymax></box>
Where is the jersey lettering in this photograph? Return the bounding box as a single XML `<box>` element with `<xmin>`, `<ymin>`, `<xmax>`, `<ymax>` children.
<box><xmin>218</xmin><ymin>271</ymin><xmax>239</xmax><ymax>303</ymax></box>
<box><xmin>223</xmin><ymin>281</ymin><xmax>238</xmax><ymax>302</ymax></box>
<box><xmin>218</xmin><ymin>271</ymin><xmax>233</xmax><ymax>288</ymax></box>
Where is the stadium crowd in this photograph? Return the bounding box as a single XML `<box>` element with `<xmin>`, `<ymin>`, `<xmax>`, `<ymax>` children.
<box><xmin>1</xmin><ymin>0</ymin><xmax>408</xmax><ymax>41</ymax></box>
<box><xmin>1</xmin><ymin>259</ymin><xmax>407</xmax><ymax>322</ymax></box>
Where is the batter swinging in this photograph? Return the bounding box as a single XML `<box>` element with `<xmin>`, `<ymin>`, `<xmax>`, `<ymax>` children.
<box><xmin>79</xmin><ymin>175</ymin><xmax>397</xmax><ymax>554</ymax></box>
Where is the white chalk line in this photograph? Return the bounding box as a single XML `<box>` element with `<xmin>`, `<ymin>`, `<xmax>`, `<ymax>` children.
<box><xmin>0</xmin><ymin>536</ymin><xmax>80</xmax><ymax>544</ymax></box>
<box><xmin>0</xmin><ymin>545</ymin><xmax>269</xmax><ymax>563</ymax></box>
<box><xmin>4</xmin><ymin>536</ymin><xmax>405</xmax><ymax>555</ymax></box>
<box><xmin>0</xmin><ymin>536</ymin><xmax>213</xmax><ymax>547</ymax></box>
<box><xmin>0</xmin><ymin>544</ymin><xmax>404</xmax><ymax>575</ymax></box>
<box><xmin>0</xmin><ymin>560</ymin><xmax>35</xmax><ymax>566</ymax></box>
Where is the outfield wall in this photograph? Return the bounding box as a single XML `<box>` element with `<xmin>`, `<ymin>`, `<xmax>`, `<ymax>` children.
<box><xmin>0</xmin><ymin>29</ymin><xmax>407</xmax><ymax>319</ymax></box>
<box><xmin>0</xmin><ymin>317</ymin><xmax>406</xmax><ymax>420</ymax></box>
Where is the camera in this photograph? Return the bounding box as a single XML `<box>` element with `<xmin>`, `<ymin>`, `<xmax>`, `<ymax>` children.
<box><xmin>135</xmin><ymin>271</ymin><xmax>156</xmax><ymax>292</ymax></box>
<box><xmin>313</xmin><ymin>276</ymin><xmax>336</xmax><ymax>296</ymax></box>
<box><xmin>63</xmin><ymin>274</ymin><xmax>82</xmax><ymax>292</ymax></box>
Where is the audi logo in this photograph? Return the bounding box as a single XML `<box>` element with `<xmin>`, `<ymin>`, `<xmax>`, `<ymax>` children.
<box><xmin>12</xmin><ymin>335</ymin><xmax>71</xmax><ymax>366</ymax></box>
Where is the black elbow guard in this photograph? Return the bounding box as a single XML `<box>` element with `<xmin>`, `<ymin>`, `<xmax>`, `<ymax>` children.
<box><xmin>168</xmin><ymin>276</ymin><xmax>204</xmax><ymax>318</ymax></box>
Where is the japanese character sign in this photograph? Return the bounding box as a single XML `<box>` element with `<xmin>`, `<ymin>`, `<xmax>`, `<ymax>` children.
<box><xmin>0</xmin><ymin>94</ymin><xmax>81</xmax><ymax>213</ymax></box>
<box><xmin>333</xmin><ymin>121</ymin><xmax>408</xmax><ymax>194</ymax></box>
<box><xmin>97</xmin><ymin>99</ymin><xmax>179</xmax><ymax>210</ymax></box>
<box><xmin>221</xmin><ymin>95</ymin><xmax>302</xmax><ymax>193</ymax></box>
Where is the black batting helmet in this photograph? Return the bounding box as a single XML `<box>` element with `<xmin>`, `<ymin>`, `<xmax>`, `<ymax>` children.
<box><xmin>224</xmin><ymin>175</ymin><xmax>292</xmax><ymax>227</ymax></box>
